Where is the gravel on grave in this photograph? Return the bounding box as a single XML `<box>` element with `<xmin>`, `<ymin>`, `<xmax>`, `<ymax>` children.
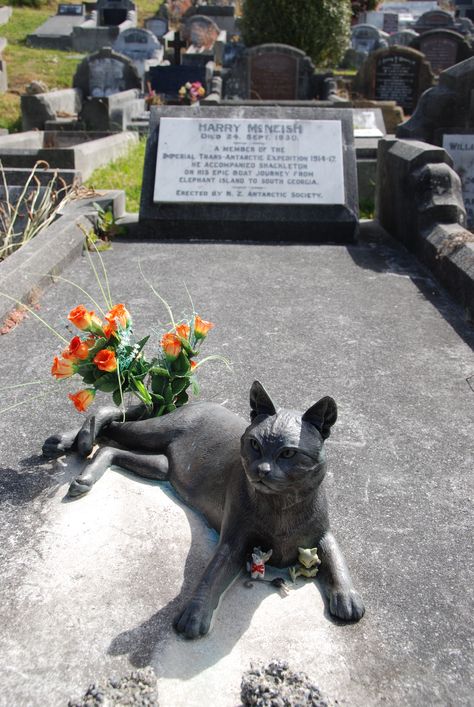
<box><xmin>68</xmin><ymin>668</ymin><xmax>159</xmax><ymax>707</ymax></box>
<box><xmin>241</xmin><ymin>661</ymin><xmax>334</xmax><ymax>707</ymax></box>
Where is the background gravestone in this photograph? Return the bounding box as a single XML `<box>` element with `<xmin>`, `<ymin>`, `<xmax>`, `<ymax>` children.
<box><xmin>146</xmin><ymin>63</ymin><xmax>208</xmax><ymax>99</ymax></box>
<box><xmin>396</xmin><ymin>57</ymin><xmax>474</xmax><ymax>144</ymax></box>
<box><xmin>183</xmin><ymin>3</ymin><xmax>237</xmax><ymax>34</ymax></box>
<box><xmin>383</xmin><ymin>12</ymin><xmax>399</xmax><ymax>34</ymax></box>
<box><xmin>410</xmin><ymin>29</ymin><xmax>473</xmax><ymax>74</ymax></box>
<box><xmin>414</xmin><ymin>9</ymin><xmax>456</xmax><ymax>33</ymax></box>
<box><xmin>73</xmin><ymin>46</ymin><xmax>141</xmax><ymax>97</ymax></box>
<box><xmin>114</xmin><ymin>27</ymin><xmax>163</xmax><ymax>79</ymax></box>
<box><xmin>351</xmin><ymin>24</ymin><xmax>389</xmax><ymax>55</ymax></box>
<box><xmin>183</xmin><ymin>14</ymin><xmax>220</xmax><ymax>52</ymax></box>
<box><xmin>145</xmin><ymin>16</ymin><xmax>168</xmax><ymax>40</ymax></box>
<box><xmin>353</xmin><ymin>46</ymin><xmax>435</xmax><ymax>115</ymax></box>
<box><xmin>388</xmin><ymin>29</ymin><xmax>419</xmax><ymax>47</ymax></box>
<box><xmin>225</xmin><ymin>44</ymin><xmax>315</xmax><ymax>101</ymax></box>
<box><xmin>97</xmin><ymin>0</ymin><xmax>135</xmax><ymax>27</ymax></box>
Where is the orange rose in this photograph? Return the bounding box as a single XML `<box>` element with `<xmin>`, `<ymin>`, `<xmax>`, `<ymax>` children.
<box><xmin>68</xmin><ymin>389</ymin><xmax>96</xmax><ymax>413</ymax></box>
<box><xmin>68</xmin><ymin>305</ymin><xmax>103</xmax><ymax>334</ymax></box>
<box><xmin>175</xmin><ymin>323</ymin><xmax>190</xmax><ymax>340</ymax></box>
<box><xmin>51</xmin><ymin>356</ymin><xmax>76</xmax><ymax>379</ymax></box>
<box><xmin>105</xmin><ymin>303</ymin><xmax>130</xmax><ymax>333</ymax></box>
<box><xmin>161</xmin><ymin>332</ymin><xmax>181</xmax><ymax>361</ymax></box>
<box><xmin>190</xmin><ymin>360</ymin><xmax>197</xmax><ymax>370</ymax></box>
<box><xmin>93</xmin><ymin>348</ymin><xmax>117</xmax><ymax>372</ymax></box>
<box><xmin>194</xmin><ymin>315</ymin><xmax>214</xmax><ymax>340</ymax></box>
<box><xmin>62</xmin><ymin>335</ymin><xmax>91</xmax><ymax>361</ymax></box>
<box><xmin>103</xmin><ymin>321</ymin><xmax>116</xmax><ymax>339</ymax></box>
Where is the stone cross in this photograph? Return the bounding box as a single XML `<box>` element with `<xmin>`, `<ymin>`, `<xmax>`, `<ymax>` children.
<box><xmin>169</xmin><ymin>31</ymin><xmax>187</xmax><ymax>65</ymax></box>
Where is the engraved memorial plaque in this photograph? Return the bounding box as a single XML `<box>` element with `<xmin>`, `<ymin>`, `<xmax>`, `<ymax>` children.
<box><xmin>153</xmin><ymin>118</ymin><xmax>345</xmax><ymax>205</ymax></box>
<box><xmin>374</xmin><ymin>53</ymin><xmax>418</xmax><ymax>113</ymax></box>
<box><xmin>249</xmin><ymin>53</ymin><xmax>298</xmax><ymax>100</ymax></box>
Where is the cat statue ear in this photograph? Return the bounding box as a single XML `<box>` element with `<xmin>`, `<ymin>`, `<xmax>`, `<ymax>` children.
<box><xmin>302</xmin><ymin>396</ymin><xmax>337</xmax><ymax>439</ymax></box>
<box><xmin>249</xmin><ymin>381</ymin><xmax>277</xmax><ymax>421</ymax></box>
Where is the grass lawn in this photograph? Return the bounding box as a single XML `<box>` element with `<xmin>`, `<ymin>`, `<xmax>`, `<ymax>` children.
<box><xmin>85</xmin><ymin>138</ymin><xmax>147</xmax><ymax>213</ymax></box>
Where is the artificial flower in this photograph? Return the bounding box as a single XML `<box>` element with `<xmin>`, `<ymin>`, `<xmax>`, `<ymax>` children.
<box><xmin>93</xmin><ymin>348</ymin><xmax>117</xmax><ymax>372</ymax></box>
<box><xmin>51</xmin><ymin>356</ymin><xmax>76</xmax><ymax>380</ymax></box>
<box><xmin>161</xmin><ymin>332</ymin><xmax>181</xmax><ymax>361</ymax></box>
<box><xmin>62</xmin><ymin>335</ymin><xmax>91</xmax><ymax>361</ymax></box>
<box><xmin>68</xmin><ymin>388</ymin><xmax>96</xmax><ymax>413</ymax></box>
<box><xmin>194</xmin><ymin>315</ymin><xmax>214</xmax><ymax>340</ymax></box>
<box><xmin>175</xmin><ymin>323</ymin><xmax>190</xmax><ymax>340</ymax></box>
<box><xmin>68</xmin><ymin>305</ymin><xmax>103</xmax><ymax>334</ymax></box>
<box><xmin>190</xmin><ymin>360</ymin><xmax>197</xmax><ymax>370</ymax></box>
<box><xmin>105</xmin><ymin>303</ymin><xmax>130</xmax><ymax>331</ymax></box>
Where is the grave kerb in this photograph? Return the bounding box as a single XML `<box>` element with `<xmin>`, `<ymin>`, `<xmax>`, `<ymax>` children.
<box><xmin>139</xmin><ymin>105</ymin><xmax>359</xmax><ymax>243</ymax></box>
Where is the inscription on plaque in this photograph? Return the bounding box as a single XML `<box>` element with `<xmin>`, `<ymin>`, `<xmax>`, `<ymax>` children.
<box><xmin>249</xmin><ymin>53</ymin><xmax>298</xmax><ymax>100</ymax></box>
<box><xmin>443</xmin><ymin>134</ymin><xmax>474</xmax><ymax>228</ymax></box>
<box><xmin>374</xmin><ymin>54</ymin><xmax>418</xmax><ymax>113</ymax></box>
<box><xmin>419</xmin><ymin>36</ymin><xmax>457</xmax><ymax>74</ymax></box>
<box><xmin>58</xmin><ymin>3</ymin><xmax>84</xmax><ymax>14</ymax></box>
<box><xmin>154</xmin><ymin>118</ymin><xmax>345</xmax><ymax>205</ymax></box>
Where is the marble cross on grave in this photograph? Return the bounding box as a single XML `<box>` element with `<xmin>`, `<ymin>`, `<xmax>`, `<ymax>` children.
<box><xmin>169</xmin><ymin>31</ymin><xmax>187</xmax><ymax>65</ymax></box>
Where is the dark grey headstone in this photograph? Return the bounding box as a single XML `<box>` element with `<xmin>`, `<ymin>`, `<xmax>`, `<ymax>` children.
<box><xmin>73</xmin><ymin>46</ymin><xmax>141</xmax><ymax>97</ymax></box>
<box><xmin>146</xmin><ymin>64</ymin><xmax>207</xmax><ymax>98</ymax></box>
<box><xmin>57</xmin><ymin>4</ymin><xmax>84</xmax><ymax>16</ymax></box>
<box><xmin>411</xmin><ymin>29</ymin><xmax>473</xmax><ymax>74</ymax></box>
<box><xmin>353</xmin><ymin>46</ymin><xmax>435</xmax><ymax>115</ymax></box>
<box><xmin>383</xmin><ymin>12</ymin><xmax>399</xmax><ymax>34</ymax></box>
<box><xmin>139</xmin><ymin>105</ymin><xmax>359</xmax><ymax>243</ymax></box>
<box><xmin>97</xmin><ymin>0</ymin><xmax>135</xmax><ymax>26</ymax></box>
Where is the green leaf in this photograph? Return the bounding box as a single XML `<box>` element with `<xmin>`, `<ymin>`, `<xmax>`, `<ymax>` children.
<box><xmin>80</xmin><ymin>369</ymin><xmax>98</xmax><ymax>385</ymax></box>
<box><xmin>171</xmin><ymin>377</ymin><xmax>189</xmax><ymax>396</ymax></box>
<box><xmin>150</xmin><ymin>366</ymin><xmax>170</xmax><ymax>378</ymax></box>
<box><xmin>94</xmin><ymin>373</ymin><xmax>120</xmax><ymax>393</ymax></box>
<box><xmin>163</xmin><ymin>385</ymin><xmax>173</xmax><ymax>404</ymax></box>
<box><xmin>113</xmin><ymin>389</ymin><xmax>123</xmax><ymax>407</ymax></box>
<box><xmin>166</xmin><ymin>403</ymin><xmax>177</xmax><ymax>413</ymax></box>
<box><xmin>171</xmin><ymin>352</ymin><xmax>191</xmax><ymax>375</ymax></box>
<box><xmin>151</xmin><ymin>392</ymin><xmax>164</xmax><ymax>403</ymax></box>
<box><xmin>175</xmin><ymin>391</ymin><xmax>189</xmax><ymax>407</ymax></box>
<box><xmin>153</xmin><ymin>403</ymin><xmax>166</xmax><ymax>417</ymax></box>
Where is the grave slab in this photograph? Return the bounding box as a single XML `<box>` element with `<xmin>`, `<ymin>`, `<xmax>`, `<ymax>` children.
<box><xmin>0</xmin><ymin>233</ymin><xmax>473</xmax><ymax>706</ymax></box>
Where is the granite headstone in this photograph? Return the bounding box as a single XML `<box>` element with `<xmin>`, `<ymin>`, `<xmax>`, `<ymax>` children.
<box><xmin>225</xmin><ymin>44</ymin><xmax>315</xmax><ymax>101</ymax></box>
<box><xmin>411</xmin><ymin>29</ymin><xmax>473</xmax><ymax>74</ymax></box>
<box><xmin>414</xmin><ymin>9</ymin><xmax>455</xmax><ymax>33</ymax></box>
<box><xmin>353</xmin><ymin>46</ymin><xmax>435</xmax><ymax>115</ymax></box>
<box><xmin>73</xmin><ymin>46</ymin><xmax>141</xmax><ymax>97</ymax></box>
<box><xmin>139</xmin><ymin>105</ymin><xmax>359</xmax><ymax>242</ymax></box>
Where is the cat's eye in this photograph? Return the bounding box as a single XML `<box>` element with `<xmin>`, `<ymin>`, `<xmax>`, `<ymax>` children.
<box><xmin>280</xmin><ymin>448</ymin><xmax>297</xmax><ymax>459</ymax></box>
<box><xmin>250</xmin><ymin>439</ymin><xmax>260</xmax><ymax>452</ymax></box>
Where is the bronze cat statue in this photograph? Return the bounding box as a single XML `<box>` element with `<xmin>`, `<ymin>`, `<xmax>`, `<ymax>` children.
<box><xmin>43</xmin><ymin>381</ymin><xmax>365</xmax><ymax>638</ymax></box>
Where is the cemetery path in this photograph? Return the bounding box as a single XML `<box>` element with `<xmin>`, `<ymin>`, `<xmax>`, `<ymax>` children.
<box><xmin>0</xmin><ymin>237</ymin><xmax>473</xmax><ymax>706</ymax></box>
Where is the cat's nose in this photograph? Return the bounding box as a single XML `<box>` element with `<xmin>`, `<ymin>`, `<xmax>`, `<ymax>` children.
<box><xmin>257</xmin><ymin>462</ymin><xmax>271</xmax><ymax>478</ymax></box>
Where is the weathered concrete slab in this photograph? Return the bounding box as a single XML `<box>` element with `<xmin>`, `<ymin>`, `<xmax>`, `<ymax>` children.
<box><xmin>0</xmin><ymin>235</ymin><xmax>473</xmax><ymax>706</ymax></box>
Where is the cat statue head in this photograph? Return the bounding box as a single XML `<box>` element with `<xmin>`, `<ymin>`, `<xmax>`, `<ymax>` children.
<box><xmin>240</xmin><ymin>381</ymin><xmax>337</xmax><ymax>498</ymax></box>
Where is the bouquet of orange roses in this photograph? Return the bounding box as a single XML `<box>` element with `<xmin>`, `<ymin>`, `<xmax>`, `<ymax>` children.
<box><xmin>51</xmin><ymin>302</ymin><xmax>216</xmax><ymax>415</ymax></box>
